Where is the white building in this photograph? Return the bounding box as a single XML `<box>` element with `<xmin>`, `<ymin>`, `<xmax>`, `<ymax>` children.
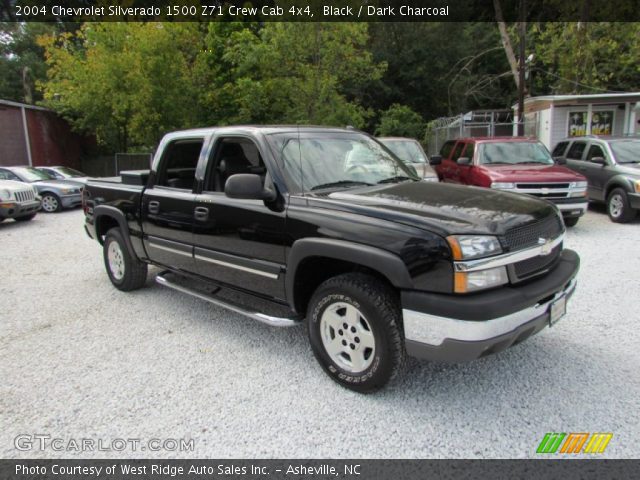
<box><xmin>513</xmin><ymin>93</ymin><xmax>640</xmax><ymax>149</ymax></box>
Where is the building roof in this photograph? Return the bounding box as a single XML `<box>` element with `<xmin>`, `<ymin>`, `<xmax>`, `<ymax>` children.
<box><xmin>512</xmin><ymin>92</ymin><xmax>640</xmax><ymax>110</ymax></box>
<box><xmin>0</xmin><ymin>99</ymin><xmax>50</xmax><ymax>112</ymax></box>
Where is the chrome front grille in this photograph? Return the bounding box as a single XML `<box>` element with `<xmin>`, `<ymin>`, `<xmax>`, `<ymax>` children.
<box><xmin>514</xmin><ymin>183</ymin><xmax>571</xmax><ymax>199</ymax></box>
<box><xmin>512</xmin><ymin>244</ymin><xmax>562</xmax><ymax>281</ymax></box>
<box><xmin>15</xmin><ymin>189</ymin><xmax>35</xmax><ymax>202</ymax></box>
<box><xmin>503</xmin><ymin>215</ymin><xmax>565</xmax><ymax>251</ymax></box>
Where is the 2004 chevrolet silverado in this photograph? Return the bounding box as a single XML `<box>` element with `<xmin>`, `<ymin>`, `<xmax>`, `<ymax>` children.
<box><xmin>83</xmin><ymin>126</ymin><xmax>579</xmax><ymax>392</ymax></box>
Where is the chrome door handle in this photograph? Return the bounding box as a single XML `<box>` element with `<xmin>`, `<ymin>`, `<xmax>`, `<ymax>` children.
<box><xmin>194</xmin><ymin>206</ymin><xmax>209</xmax><ymax>221</ymax></box>
<box><xmin>148</xmin><ymin>201</ymin><xmax>160</xmax><ymax>214</ymax></box>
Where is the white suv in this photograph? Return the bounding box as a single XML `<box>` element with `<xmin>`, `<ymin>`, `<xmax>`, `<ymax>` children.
<box><xmin>0</xmin><ymin>180</ymin><xmax>41</xmax><ymax>222</ymax></box>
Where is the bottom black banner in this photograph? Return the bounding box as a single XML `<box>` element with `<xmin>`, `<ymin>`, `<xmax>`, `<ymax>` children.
<box><xmin>1</xmin><ymin>459</ymin><xmax>637</xmax><ymax>480</ymax></box>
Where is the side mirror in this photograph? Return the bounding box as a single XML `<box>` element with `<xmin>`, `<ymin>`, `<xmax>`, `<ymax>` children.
<box><xmin>554</xmin><ymin>156</ymin><xmax>567</xmax><ymax>165</ymax></box>
<box><xmin>429</xmin><ymin>155</ymin><xmax>442</xmax><ymax>166</ymax></box>
<box><xmin>590</xmin><ymin>156</ymin><xmax>606</xmax><ymax>166</ymax></box>
<box><xmin>225</xmin><ymin>174</ymin><xmax>276</xmax><ymax>202</ymax></box>
<box><xmin>457</xmin><ymin>157</ymin><xmax>471</xmax><ymax>166</ymax></box>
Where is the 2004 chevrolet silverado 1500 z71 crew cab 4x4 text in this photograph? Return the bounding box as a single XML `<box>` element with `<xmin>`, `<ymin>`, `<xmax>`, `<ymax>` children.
<box><xmin>83</xmin><ymin>126</ymin><xmax>579</xmax><ymax>392</ymax></box>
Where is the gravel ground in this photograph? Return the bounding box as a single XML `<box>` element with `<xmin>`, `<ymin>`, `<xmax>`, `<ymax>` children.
<box><xmin>1</xmin><ymin>206</ymin><xmax>639</xmax><ymax>459</ymax></box>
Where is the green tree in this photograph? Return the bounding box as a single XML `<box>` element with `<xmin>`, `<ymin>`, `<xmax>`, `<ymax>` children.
<box><xmin>210</xmin><ymin>22</ymin><xmax>385</xmax><ymax>128</ymax></box>
<box><xmin>0</xmin><ymin>22</ymin><xmax>73</xmax><ymax>104</ymax></box>
<box><xmin>375</xmin><ymin>104</ymin><xmax>425</xmax><ymax>139</ymax></box>
<box><xmin>529</xmin><ymin>22</ymin><xmax>640</xmax><ymax>94</ymax></box>
<box><xmin>39</xmin><ymin>22</ymin><xmax>201</xmax><ymax>151</ymax></box>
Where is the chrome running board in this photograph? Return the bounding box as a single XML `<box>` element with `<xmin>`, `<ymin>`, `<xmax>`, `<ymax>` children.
<box><xmin>155</xmin><ymin>272</ymin><xmax>300</xmax><ymax>328</ymax></box>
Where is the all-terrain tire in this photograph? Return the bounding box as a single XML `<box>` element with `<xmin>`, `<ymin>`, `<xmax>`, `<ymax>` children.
<box><xmin>103</xmin><ymin>228</ymin><xmax>148</xmax><ymax>291</ymax></box>
<box><xmin>307</xmin><ymin>273</ymin><xmax>406</xmax><ymax>393</ymax></box>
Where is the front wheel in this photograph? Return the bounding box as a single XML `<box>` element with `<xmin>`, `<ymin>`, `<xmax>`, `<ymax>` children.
<box><xmin>103</xmin><ymin>228</ymin><xmax>148</xmax><ymax>291</ymax></box>
<box><xmin>41</xmin><ymin>193</ymin><xmax>62</xmax><ymax>213</ymax></box>
<box><xmin>563</xmin><ymin>216</ymin><xmax>579</xmax><ymax>227</ymax></box>
<box><xmin>607</xmin><ymin>188</ymin><xmax>636</xmax><ymax>223</ymax></box>
<box><xmin>307</xmin><ymin>273</ymin><xmax>406</xmax><ymax>393</ymax></box>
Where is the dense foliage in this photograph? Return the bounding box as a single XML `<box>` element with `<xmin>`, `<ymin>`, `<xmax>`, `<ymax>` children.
<box><xmin>0</xmin><ymin>20</ymin><xmax>638</xmax><ymax>151</ymax></box>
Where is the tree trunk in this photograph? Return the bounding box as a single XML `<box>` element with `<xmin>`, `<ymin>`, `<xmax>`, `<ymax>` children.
<box><xmin>493</xmin><ymin>0</ymin><xmax>520</xmax><ymax>89</ymax></box>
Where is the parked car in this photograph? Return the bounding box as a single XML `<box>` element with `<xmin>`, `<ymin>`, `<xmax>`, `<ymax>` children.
<box><xmin>0</xmin><ymin>166</ymin><xmax>82</xmax><ymax>213</ymax></box>
<box><xmin>378</xmin><ymin>137</ymin><xmax>438</xmax><ymax>181</ymax></box>
<box><xmin>0</xmin><ymin>179</ymin><xmax>41</xmax><ymax>222</ymax></box>
<box><xmin>430</xmin><ymin>137</ymin><xmax>588</xmax><ymax>227</ymax></box>
<box><xmin>83</xmin><ymin>126</ymin><xmax>579</xmax><ymax>392</ymax></box>
<box><xmin>552</xmin><ymin>136</ymin><xmax>640</xmax><ymax>223</ymax></box>
<box><xmin>36</xmin><ymin>166</ymin><xmax>89</xmax><ymax>187</ymax></box>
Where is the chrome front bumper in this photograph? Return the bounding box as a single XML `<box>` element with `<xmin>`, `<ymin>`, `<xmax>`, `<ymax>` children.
<box><xmin>556</xmin><ymin>201</ymin><xmax>588</xmax><ymax>216</ymax></box>
<box><xmin>403</xmin><ymin>277</ymin><xmax>577</xmax><ymax>362</ymax></box>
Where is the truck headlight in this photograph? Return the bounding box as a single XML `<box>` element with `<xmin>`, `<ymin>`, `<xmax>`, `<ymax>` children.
<box><xmin>454</xmin><ymin>267</ymin><xmax>509</xmax><ymax>293</ymax></box>
<box><xmin>569</xmin><ymin>181</ymin><xmax>588</xmax><ymax>188</ymax></box>
<box><xmin>491</xmin><ymin>182</ymin><xmax>515</xmax><ymax>189</ymax></box>
<box><xmin>447</xmin><ymin>235</ymin><xmax>502</xmax><ymax>260</ymax></box>
<box><xmin>0</xmin><ymin>188</ymin><xmax>10</xmax><ymax>201</ymax></box>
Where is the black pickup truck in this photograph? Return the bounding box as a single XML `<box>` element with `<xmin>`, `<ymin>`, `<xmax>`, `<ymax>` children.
<box><xmin>84</xmin><ymin>126</ymin><xmax>579</xmax><ymax>392</ymax></box>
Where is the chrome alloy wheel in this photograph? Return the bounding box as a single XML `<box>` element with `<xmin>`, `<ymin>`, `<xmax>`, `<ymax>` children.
<box><xmin>320</xmin><ymin>302</ymin><xmax>376</xmax><ymax>373</ymax></box>
<box><xmin>41</xmin><ymin>195</ymin><xmax>59</xmax><ymax>212</ymax></box>
<box><xmin>609</xmin><ymin>193</ymin><xmax>624</xmax><ymax>218</ymax></box>
<box><xmin>107</xmin><ymin>241</ymin><xmax>125</xmax><ymax>280</ymax></box>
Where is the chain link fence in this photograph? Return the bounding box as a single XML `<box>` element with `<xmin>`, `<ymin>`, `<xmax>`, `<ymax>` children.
<box><xmin>425</xmin><ymin>110</ymin><xmax>518</xmax><ymax>156</ymax></box>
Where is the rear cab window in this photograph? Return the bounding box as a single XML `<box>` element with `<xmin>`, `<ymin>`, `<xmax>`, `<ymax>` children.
<box><xmin>156</xmin><ymin>138</ymin><xmax>204</xmax><ymax>190</ymax></box>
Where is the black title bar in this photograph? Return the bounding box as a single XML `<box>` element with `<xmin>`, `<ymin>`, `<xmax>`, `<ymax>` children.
<box><xmin>3</xmin><ymin>0</ymin><xmax>640</xmax><ymax>22</ymax></box>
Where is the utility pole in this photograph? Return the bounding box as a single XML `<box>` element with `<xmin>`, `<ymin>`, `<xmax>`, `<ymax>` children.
<box><xmin>517</xmin><ymin>0</ymin><xmax>526</xmax><ymax>136</ymax></box>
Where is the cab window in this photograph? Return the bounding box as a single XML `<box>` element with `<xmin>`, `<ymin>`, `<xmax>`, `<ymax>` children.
<box><xmin>566</xmin><ymin>141</ymin><xmax>587</xmax><ymax>161</ymax></box>
<box><xmin>439</xmin><ymin>140</ymin><xmax>456</xmax><ymax>160</ymax></box>
<box><xmin>204</xmin><ymin>138</ymin><xmax>267</xmax><ymax>193</ymax></box>
<box><xmin>156</xmin><ymin>139</ymin><xmax>204</xmax><ymax>190</ymax></box>
<box><xmin>552</xmin><ymin>141</ymin><xmax>569</xmax><ymax>157</ymax></box>
<box><xmin>586</xmin><ymin>144</ymin><xmax>606</xmax><ymax>162</ymax></box>
<box><xmin>451</xmin><ymin>142</ymin><xmax>466</xmax><ymax>162</ymax></box>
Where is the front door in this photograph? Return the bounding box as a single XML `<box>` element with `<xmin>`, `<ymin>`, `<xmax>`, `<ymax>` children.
<box><xmin>192</xmin><ymin>136</ymin><xmax>287</xmax><ymax>300</ymax></box>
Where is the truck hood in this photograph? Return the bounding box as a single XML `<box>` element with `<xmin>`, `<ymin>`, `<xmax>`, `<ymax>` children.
<box><xmin>312</xmin><ymin>181</ymin><xmax>557</xmax><ymax>237</ymax></box>
<box><xmin>614</xmin><ymin>163</ymin><xmax>640</xmax><ymax>177</ymax></box>
<box><xmin>32</xmin><ymin>179</ymin><xmax>82</xmax><ymax>190</ymax></box>
<box><xmin>483</xmin><ymin>164</ymin><xmax>585</xmax><ymax>182</ymax></box>
<box><xmin>0</xmin><ymin>179</ymin><xmax>34</xmax><ymax>191</ymax></box>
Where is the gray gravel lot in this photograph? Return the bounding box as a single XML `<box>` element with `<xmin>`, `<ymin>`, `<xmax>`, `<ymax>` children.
<box><xmin>1</xmin><ymin>207</ymin><xmax>639</xmax><ymax>459</ymax></box>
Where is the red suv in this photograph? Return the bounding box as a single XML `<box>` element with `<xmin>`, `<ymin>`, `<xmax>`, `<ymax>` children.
<box><xmin>430</xmin><ymin>137</ymin><xmax>588</xmax><ymax>226</ymax></box>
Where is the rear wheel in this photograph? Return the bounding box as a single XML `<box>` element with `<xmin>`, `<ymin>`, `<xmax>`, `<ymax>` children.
<box><xmin>103</xmin><ymin>228</ymin><xmax>148</xmax><ymax>291</ymax></box>
<box><xmin>607</xmin><ymin>188</ymin><xmax>636</xmax><ymax>223</ymax></box>
<box><xmin>41</xmin><ymin>193</ymin><xmax>61</xmax><ymax>213</ymax></box>
<box><xmin>563</xmin><ymin>216</ymin><xmax>579</xmax><ymax>227</ymax></box>
<box><xmin>307</xmin><ymin>273</ymin><xmax>405</xmax><ymax>393</ymax></box>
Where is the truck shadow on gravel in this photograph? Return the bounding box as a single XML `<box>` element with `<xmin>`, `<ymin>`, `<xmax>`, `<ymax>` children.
<box><xmin>588</xmin><ymin>203</ymin><xmax>640</xmax><ymax>224</ymax></box>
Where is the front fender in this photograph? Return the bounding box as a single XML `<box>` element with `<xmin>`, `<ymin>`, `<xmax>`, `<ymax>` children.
<box><xmin>286</xmin><ymin>238</ymin><xmax>413</xmax><ymax>309</ymax></box>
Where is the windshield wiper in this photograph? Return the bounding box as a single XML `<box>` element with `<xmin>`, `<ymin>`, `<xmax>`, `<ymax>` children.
<box><xmin>377</xmin><ymin>176</ymin><xmax>414</xmax><ymax>184</ymax></box>
<box><xmin>311</xmin><ymin>180</ymin><xmax>374</xmax><ymax>191</ymax></box>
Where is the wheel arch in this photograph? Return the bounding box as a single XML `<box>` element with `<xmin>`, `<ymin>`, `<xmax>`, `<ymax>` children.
<box><xmin>93</xmin><ymin>205</ymin><xmax>139</xmax><ymax>261</ymax></box>
<box><xmin>286</xmin><ymin>238</ymin><xmax>412</xmax><ymax>315</ymax></box>
<box><xmin>605</xmin><ymin>177</ymin><xmax>634</xmax><ymax>200</ymax></box>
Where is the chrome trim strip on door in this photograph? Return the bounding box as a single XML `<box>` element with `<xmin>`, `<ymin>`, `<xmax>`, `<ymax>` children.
<box><xmin>148</xmin><ymin>243</ymin><xmax>193</xmax><ymax>257</ymax></box>
<box><xmin>194</xmin><ymin>254</ymin><xmax>279</xmax><ymax>279</ymax></box>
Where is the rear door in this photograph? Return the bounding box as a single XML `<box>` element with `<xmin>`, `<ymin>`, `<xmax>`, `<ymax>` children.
<box><xmin>457</xmin><ymin>142</ymin><xmax>475</xmax><ymax>185</ymax></box>
<box><xmin>191</xmin><ymin>134</ymin><xmax>287</xmax><ymax>300</ymax></box>
<box><xmin>141</xmin><ymin>137</ymin><xmax>204</xmax><ymax>272</ymax></box>
<box><xmin>583</xmin><ymin>142</ymin><xmax>610</xmax><ymax>200</ymax></box>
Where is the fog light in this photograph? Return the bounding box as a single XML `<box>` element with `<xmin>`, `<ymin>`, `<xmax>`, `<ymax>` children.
<box><xmin>454</xmin><ymin>267</ymin><xmax>509</xmax><ymax>293</ymax></box>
